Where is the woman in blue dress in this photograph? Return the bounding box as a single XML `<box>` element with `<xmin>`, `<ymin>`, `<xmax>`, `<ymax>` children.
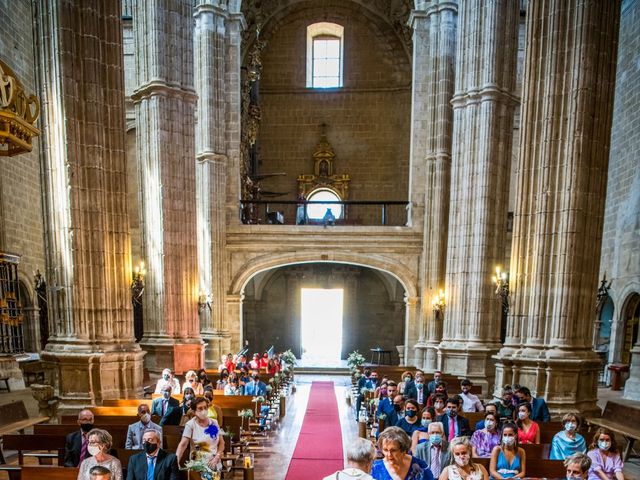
<box><xmin>550</xmin><ymin>413</ymin><xmax>587</xmax><ymax>460</ymax></box>
<box><xmin>372</xmin><ymin>426</ymin><xmax>434</xmax><ymax>480</ymax></box>
<box><xmin>396</xmin><ymin>400</ymin><xmax>423</xmax><ymax>438</ymax></box>
<box><xmin>489</xmin><ymin>422</ymin><xmax>526</xmax><ymax>479</ymax></box>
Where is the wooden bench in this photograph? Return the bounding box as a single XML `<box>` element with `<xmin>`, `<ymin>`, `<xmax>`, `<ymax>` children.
<box><xmin>521</xmin><ymin>442</ymin><xmax>551</xmax><ymax>459</ymax></box>
<box><xmin>586</xmin><ymin>399</ymin><xmax>640</xmax><ymax>461</ymax></box>
<box><xmin>0</xmin><ymin>401</ymin><xmax>50</xmax><ymax>463</ymax></box>
<box><xmin>1</xmin><ymin>434</ymin><xmax>66</xmax><ymax>464</ymax></box>
<box><xmin>21</xmin><ymin>466</ymin><xmax>78</xmax><ymax>480</ymax></box>
<box><xmin>473</xmin><ymin>456</ymin><xmax>565</xmax><ymax>478</ymax></box>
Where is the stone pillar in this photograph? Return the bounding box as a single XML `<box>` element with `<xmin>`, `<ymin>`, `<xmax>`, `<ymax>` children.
<box><xmin>404</xmin><ymin>296</ymin><xmax>420</xmax><ymax>367</ymax></box>
<box><xmin>132</xmin><ymin>0</ymin><xmax>203</xmax><ymax>374</ymax></box>
<box><xmin>625</xmin><ymin>340</ymin><xmax>640</xmax><ymax>400</ymax></box>
<box><xmin>35</xmin><ymin>0</ymin><xmax>144</xmax><ymax>407</ymax></box>
<box><xmin>408</xmin><ymin>1</ymin><xmax>457</xmax><ymax>372</ymax></box>
<box><xmin>439</xmin><ymin>0</ymin><xmax>519</xmax><ymax>392</ymax></box>
<box><xmin>194</xmin><ymin>1</ymin><xmax>233</xmax><ymax>368</ymax></box>
<box><xmin>494</xmin><ymin>0</ymin><xmax>620</xmax><ymax>414</ymax></box>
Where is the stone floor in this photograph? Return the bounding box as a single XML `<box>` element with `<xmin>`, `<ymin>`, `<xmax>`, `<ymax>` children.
<box><xmin>0</xmin><ymin>378</ymin><xmax>638</xmax><ymax>479</ymax></box>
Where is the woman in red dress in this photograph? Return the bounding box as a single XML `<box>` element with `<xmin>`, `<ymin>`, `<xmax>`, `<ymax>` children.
<box><xmin>516</xmin><ymin>402</ymin><xmax>540</xmax><ymax>444</ymax></box>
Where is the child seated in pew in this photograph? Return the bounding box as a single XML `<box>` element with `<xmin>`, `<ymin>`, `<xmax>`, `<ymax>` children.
<box><xmin>550</xmin><ymin>413</ymin><xmax>587</xmax><ymax>460</ymax></box>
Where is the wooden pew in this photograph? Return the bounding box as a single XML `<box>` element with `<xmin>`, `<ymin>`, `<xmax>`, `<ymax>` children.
<box><xmin>1</xmin><ymin>434</ymin><xmax>65</xmax><ymax>464</ymax></box>
<box><xmin>0</xmin><ymin>401</ymin><xmax>50</xmax><ymax>463</ymax></box>
<box><xmin>521</xmin><ymin>442</ymin><xmax>551</xmax><ymax>459</ymax></box>
<box><xmin>586</xmin><ymin>399</ymin><xmax>640</xmax><ymax>461</ymax></box>
<box><xmin>473</xmin><ymin>456</ymin><xmax>565</xmax><ymax>478</ymax></box>
<box><xmin>21</xmin><ymin>466</ymin><xmax>78</xmax><ymax>480</ymax></box>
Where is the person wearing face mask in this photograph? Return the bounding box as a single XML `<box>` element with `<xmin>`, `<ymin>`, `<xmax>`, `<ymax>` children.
<box><xmin>438</xmin><ymin>398</ymin><xmax>471</xmax><ymax>441</ymax></box>
<box><xmin>496</xmin><ymin>387</ymin><xmax>515</xmax><ymax>422</ymax></box>
<box><xmin>459</xmin><ymin>379</ymin><xmax>484</xmax><ymax>413</ymax></box>
<box><xmin>182</xmin><ymin>370</ymin><xmax>204</xmax><ymax>395</ymax></box>
<box><xmin>515</xmin><ymin>402</ymin><xmax>540</xmax><ymax>445</ymax></box>
<box><xmin>411</xmin><ymin>407</ymin><xmax>436</xmax><ymax>451</ymax></box>
<box><xmin>586</xmin><ymin>428</ymin><xmax>624</xmax><ymax>480</ymax></box>
<box><xmin>514</xmin><ymin>386</ymin><xmax>550</xmax><ymax>422</ymax></box>
<box><xmin>408</xmin><ymin>373</ymin><xmax>427</xmax><ymax>406</ymax></box>
<box><xmin>396</xmin><ymin>399</ymin><xmax>422</xmax><ymax>437</ymax></box>
<box><xmin>64</xmin><ymin>409</ymin><xmax>96</xmax><ymax>467</ymax></box>
<box><xmin>440</xmin><ymin>436</ymin><xmax>488</xmax><ymax>480</ymax></box>
<box><xmin>415</xmin><ymin>421</ymin><xmax>450</xmax><ymax>477</ymax></box>
<box><xmin>77</xmin><ymin>429</ymin><xmax>123</xmax><ymax>480</ymax></box>
<box><xmin>550</xmin><ymin>413</ymin><xmax>587</xmax><ymax>460</ymax></box>
<box><xmin>126</xmin><ymin>430</ymin><xmax>179</xmax><ymax>480</ymax></box>
<box><xmin>216</xmin><ymin>370</ymin><xmax>230</xmax><ymax>390</ymax></box>
<box><xmin>431</xmin><ymin>394</ymin><xmax>447</xmax><ymax>418</ymax></box>
<box><xmin>427</xmin><ymin>371</ymin><xmax>443</xmax><ymax>395</ymax></box>
<box><xmin>427</xmin><ymin>382</ymin><xmax>449</xmax><ymax>408</ymax></box>
<box><xmin>376</xmin><ymin>380</ymin><xmax>389</xmax><ymax>400</ymax></box>
<box><xmin>125</xmin><ymin>404</ymin><xmax>163</xmax><ymax>450</ymax></box>
<box><xmin>489</xmin><ymin>423</ymin><xmax>526</xmax><ymax>479</ymax></box>
<box><xmin>565</xmin><ymin>452</ymin><xmax>592</xmax><ymax>480</ymax></box>
<box><xmin>475</xmin><ymin>403</ymin><xmax>499</xmax><ymax>431</ymax></box>
<box><xmin>154</xmin><ymin>368</ymin><xmax>180</xmax><ymax>395</ymax></box>
<box><xmin>176</xmin><ymin>397</ymin><xmax>225</xmax><ymax>472</ymax></box>
<box><xmin>398</xmin><ymin>371</ymin><xmax>415</xmax><ymax>396</ymax></box>
<box><xmin>181</xmin><ymin>387</ymin><xmax>196</xmax><ymax>416</ymax></box>
<box><xmin>203</xmin><ymin>387</ymin><xmax>222</xmax><ymax>421</ymax></box>
<box><xmin>151</xmin><ymin>385</ymin><xmax>182</xmax><ymax>426</ymax></box>
<box><xmin>371</xmin><ymin>427</ymin><xmax>434</xmax><ymax>480</ymax></box>
<box><xmin>244</xmin><ymin>370</ymin><xmax>267</xmax><ymax>396</ymax></box>
<box><xmin>356</xmin><ymin>369</ymin><xmax>379</xmax><ymax>421</ymax></box>
<box><xmin>471</xmin><ymin>412</ymin><xmax>501</xmax><ymax>458</ymax></box>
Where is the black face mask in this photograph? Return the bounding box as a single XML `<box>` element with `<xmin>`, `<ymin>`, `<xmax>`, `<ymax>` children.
<box><xmin>143</xmin><ymin>441</ymin><xmax>158</xmax><ymax>455</ymax></box>
<box><xmin>393</xmin><ymin>404</ymin><xmax>403</xmax><ymax>412</ymax></box>
<box><xmin>251</xmin><ymin>375</ymin><xmax>258</xmax><ymax>380</ymax></box>
<box><xmin>80</xmin><ymin>423</ymin><xmax>94</xmax><ymax>433</ymax></box>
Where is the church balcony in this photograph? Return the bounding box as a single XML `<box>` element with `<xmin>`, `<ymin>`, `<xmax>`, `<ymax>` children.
<box><xmin>239</xmin><ymin>200</ymin><xmax>410</xmax><ymax>227</ymax></box>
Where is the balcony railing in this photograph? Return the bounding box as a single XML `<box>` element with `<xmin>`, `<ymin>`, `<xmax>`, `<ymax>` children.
<box><xmin>240</xmin><ymin>200</ymin><xmax>410</xmax><ymax>226</ymax></box>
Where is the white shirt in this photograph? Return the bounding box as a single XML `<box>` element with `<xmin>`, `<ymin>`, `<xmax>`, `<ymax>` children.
<box><xmin>322</xmin><ymin>468</ymin><xmax>374</xmax><ymax>480</ymax></box>
<box><xmin>460</xmin><ymin>391</ymin><xmax>484</xmax><ymax>412</ymax></box>
<box><xmin>154</xmin><ymin>378</ymin><xmax>180</xmax><ymax>394</ymax></box>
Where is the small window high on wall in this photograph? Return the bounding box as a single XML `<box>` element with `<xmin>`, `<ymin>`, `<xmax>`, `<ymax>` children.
<box><xmin>307</xmin><ymin>22</ymin><xmax>344</xmax><ymax>88</ymax></box>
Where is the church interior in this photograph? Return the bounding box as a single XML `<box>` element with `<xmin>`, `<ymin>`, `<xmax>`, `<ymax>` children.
<box><xmin>0</xmin><ymin>0</ymin><xmax>639</xmax><ymax>478</ymax></box>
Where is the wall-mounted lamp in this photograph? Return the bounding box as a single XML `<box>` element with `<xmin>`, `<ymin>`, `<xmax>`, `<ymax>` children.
<box><xmin>492</xmin><ymin>266</ymin><xmax>509</xmax><ymax>315</ymax></box>
<box><xmin>131</xmin><ymin>261</ymin><xmax>146</xmax><ymax>307</ymax></box>
<box><xmin>198</xmin><ymin>291</ymin><xmax>212</xmax><ymax>312</ymax></box>
<box><xmin>432</xmin><ymin>289</ymin><xmax>446</xmax><ymax>316</ymax></box>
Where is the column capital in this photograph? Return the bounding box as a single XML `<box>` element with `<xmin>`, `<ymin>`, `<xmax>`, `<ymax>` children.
<box><xmin>451</xmin><ymin>84</ymin><xmax>520</xmax><ymax>109</ymax></box>
<box><xmin>197</xmin><ymin>151</ymin><xmax>228</xmax><ymax>164</ymax></box>
<box><xmin>131</xmin><ymin>81</ymin><xmax>197</xmax><ymax>103</ymax></box>
<box><xmin>194</xmin><ymin>3</ymin><xmax>229</xmax><ymax>19</ymax></box>
<box><xmin>409</xmin><ymin>2</ymin><xmax>458</xmax><ymax>29</ymax></box>
<box><xmin>227</xmin><ymin>12</ymin><xmax>247</xmax><ymax>31</ymax></box>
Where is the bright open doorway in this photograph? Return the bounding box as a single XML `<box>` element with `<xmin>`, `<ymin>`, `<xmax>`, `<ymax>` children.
<box><xmin>300</xmin><ymin>288</ymin><xmax>343</xmax><ymax>365</ymax></box>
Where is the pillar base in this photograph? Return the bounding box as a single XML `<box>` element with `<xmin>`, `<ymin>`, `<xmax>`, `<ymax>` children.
<box><xmin>140</xmin><ymin>338</ymin><xmax>204</xmax><ymax>375</ymax></box>
<box><xmin>202</xmin><ymin>331</ymin><xmax>232</xmax><ymax>369</ymax></box>
<box><xmin>494</xmin><ymin>347</ymin><xmax>600</xmax><ymax>417</ymax></box>
<box><xmin>40</xmin><ymin>347</ymin><xmax>145</xmax><ymax>412</ymax></box>
<box><xmin>437</xmin><ymin>342</ymin><xmax>501</xmax><ymax>395</ymax></box>
<box><xmin>623</xmin><ymin>345</ymin><xmax>640</xmax><ymax>401</ymax></box>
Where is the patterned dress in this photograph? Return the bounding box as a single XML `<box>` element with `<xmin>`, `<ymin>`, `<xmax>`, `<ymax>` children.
<box><xmin>77</xmin><ymin>455</ymin><xmax>123</xmax><ymax>480</ymax></box>
<box><xmin>470</xmin><ymin>429</ymin><xmax>501</xmax><ymax>457</ymax></box>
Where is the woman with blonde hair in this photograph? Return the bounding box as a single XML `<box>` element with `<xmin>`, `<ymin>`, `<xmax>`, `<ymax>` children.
<box><xmin>439</xmin><ymin>436</ymin><xmax>488</xmax><ymax>480</ymax></box>
<box><xmin>182</xmin><ymin>370</ymin><xmax>204</xmax><ymax>395</ymax></box>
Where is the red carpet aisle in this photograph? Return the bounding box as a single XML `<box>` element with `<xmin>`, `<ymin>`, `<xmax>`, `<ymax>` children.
<box><xmin>285</xmin><ymin>381</ymin><xmax>344</xmax><ymax>479</ymax></box>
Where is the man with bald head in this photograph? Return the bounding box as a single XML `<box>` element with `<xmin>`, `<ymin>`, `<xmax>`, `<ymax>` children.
<box><xmin>63</xmin><ymin>409</ymin><xmax>95</xmax><ymax>467</ymax></box>
<box><xmin>126</xmin><ymin>430</ymin><xmax>179</xmax><ymax>480</ymax></box>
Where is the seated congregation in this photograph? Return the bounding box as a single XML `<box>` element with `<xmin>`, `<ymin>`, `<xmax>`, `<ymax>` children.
<box><xmin>343</xmin><ymin>368</ymin><xmax>627</xmax><ymax>480</ymax></box>
<box><xmin>0</xmin><ymin>350</ymin><xmax>292</xmax><ymax>480</ymax></box>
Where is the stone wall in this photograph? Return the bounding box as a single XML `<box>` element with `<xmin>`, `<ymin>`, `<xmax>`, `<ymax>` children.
<box><xmin>242</xmin><ymin>264</ymin><xmax>405</xmax><ymax>363</ymax></box>
<box><xmin>0</xmin><ymin>0</ymin><xmax>46</xmax><ymax>334</ymax></box>
<box><xmin>600</xmin><ymin>0</ymin><xmax>640</xmax><ymax>394</ymax></box>
<box><xmin>255</xmin><ymin>7</ymin><xmax>411</xmax><ymax>226</ymax></box>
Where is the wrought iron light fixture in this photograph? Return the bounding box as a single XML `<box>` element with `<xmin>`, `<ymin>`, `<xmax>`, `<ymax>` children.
<box><xmin>131</xmin><ymin>261</ymin><xmax>146</xmax><ymax>306</ymax></box>
<box><xmin>198</xmin><ymin>291</ymin><xmax>212</xmax><ymax>312</ymax></box>
<box><xmin>432</xmin><ymin>289</ymin><xmax>446</xmax><ymax>316</ymax></box>
<box><xmin>492</xmin><ymin>266</ymin><xmax>509</xmax><ymax>315</ymax></box>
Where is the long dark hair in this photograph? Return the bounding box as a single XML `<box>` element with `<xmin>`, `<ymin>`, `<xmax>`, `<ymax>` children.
<box><xmin>515</xmin><ymin>401</ymin><xmax>532</xmax><ymax>429</ymax></box>
<box><xmin>501</xmin><ymin>422</ymin><xmax>520</xmax><ymax>451</ymax></box>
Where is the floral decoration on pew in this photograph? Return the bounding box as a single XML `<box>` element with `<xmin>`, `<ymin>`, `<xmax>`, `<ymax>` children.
<box><xmin>183</xmin><ymin>457</ymin><xmax>219</xmax><ymax>480</ymax></box>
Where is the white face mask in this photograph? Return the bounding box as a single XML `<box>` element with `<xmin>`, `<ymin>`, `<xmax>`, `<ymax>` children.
<box><xmin>87</xmin><ymin>445</ymin><xmax>101</xmax><ymax>456</ymax></box>
<box><xmin>140</xmin><ymin>413</ymin><xmax>151</xmax><ymax>424</ymax></box>
<box><xmin>454</xmin><ymin>455</ymin><xmax>470</xmax><ymax>467</ymax></box>
<box><xmin>485</xmin><ymin>420</ymin><xmax>495</xmax><ymax>430</ymax></box>
<box><xmin>195</xmin><ymin>409</ymin><xmax>208</xmax><ymax>420</ymax></box>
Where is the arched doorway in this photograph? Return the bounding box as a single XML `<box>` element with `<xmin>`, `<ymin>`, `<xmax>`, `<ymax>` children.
<box><xmin>621</xmin><ymin>293</ymin><xmax>640</xmax><ymax>365</ymax></box>
<box><xmin>241</xmin><ymin>263</ymin><xmax>407</xmax><ymax>366</ymax></box>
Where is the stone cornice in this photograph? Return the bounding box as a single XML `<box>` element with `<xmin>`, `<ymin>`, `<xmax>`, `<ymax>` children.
<box><xmin>197</xmin><ymin>151</ymin><xmax>228</xmax><ymax>164</ymax></box>
<box><xmin>193</xmin><ymin>3</ymin><xmax>229</xmax><ymax>18</ymax></box>
<box><xmin>131</xmin><ymin>81</ymin><xmax>197</xmax><ymax>103</ymax></box>
<box><xmin>227</xmin><ymin>12</ymin><xmax>247</xmax><ymax>30</ymax></box>
<box><xmin>451</xmin><ymin>84</ymin><xmax>519</xmax><ymax>108</ymax></box>
<box><xmin>408</xmin><ymin>2</ymin><xmax>458</xmax><ymax>28</ymax></box>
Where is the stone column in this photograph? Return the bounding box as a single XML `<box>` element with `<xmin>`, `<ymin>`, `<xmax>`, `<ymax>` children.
<box><xmin>438</xmin><ymin>0</ymin><xmax>519</xmax><ymax>392</ymax></box>
<box><xmin>408</xmin><ymin>1</ymin><xmax>457</xmax><ymax>371</ymax></box>
<box><xmin>35</xmin><ymin>0</ymin><xmax>144</xmax><ymax>407</ymax></box>
<box><xmin>494</xmin><ymin>0</ymin><xmax>620</xmax><ymax>414</ymax></box>
<box><xmin>194</xmin><ymin>1</ymin><xmax>233</xmax><ymax>368</ymax></box>
<box><xmin>404</xmin><ymin>296</ymin><xmax>421</xmax><ymax>367</ymax></box>
<box><xmin>132</xmin><ymin>0</ymin><xmax>203</xmax><ymax>374</ymax></box>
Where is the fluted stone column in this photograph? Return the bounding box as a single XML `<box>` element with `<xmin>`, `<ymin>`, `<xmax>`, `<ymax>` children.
<box><xmin>194</xmin><ymin>1</ymin><xmax>234</xmax><ymax>368</ymax></box>
<box><xmin>409</xmin><ymin>1</ymin><xmax>457</xmax><ymax>371</ymax></box>
<box><xmin>494</xmin><ymin>0</ymin><xmax>620</xmax><ymax>414</ymax></box>
<box><xmin>438</xmin><ymin>0</ymin><xmax>519</xmax><ymax>392</ymax></box>
<box><xmin>35</xmin><ymin>0</ymin><xmax>144</xmax><ymax>407</ymax></box>
<box><xmin>132</xmin><ymin>0</ymin><xmax>203</xmax><ymax>374</ymax></box>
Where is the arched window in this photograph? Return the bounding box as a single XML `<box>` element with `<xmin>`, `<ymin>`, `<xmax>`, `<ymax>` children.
<box><xmin>306</xmin><ymin>22</ymin><xmax>344</xmax><ymax>88</ymax></box>
<box><xmin>306</xmin><ymin>189</ymin><xmax>343</xmax><ymax>220</ymax></box>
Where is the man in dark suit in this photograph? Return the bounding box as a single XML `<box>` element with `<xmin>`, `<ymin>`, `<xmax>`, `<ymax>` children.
<box><xmin>427</xmin><ymin>371</ymin><xmax>443</xmax><ymax>395</ymax></box>
<box><xmin>437</xmin><ymin>397</ymin><xmax>471</xmax><ymax>441</ymax></box>
<box><xmin>151</xmin><ymin>385</ymin><xmax>182</xmax><ymax>426</ymax></box>
<box><xmin>516</xmin><ymin>386</ymin><xmax>550</xmax><ymax>422</ymax></box>
<box><xmin>63</xmin><ymin>409</ymin><xmax>94</xmax><ymax>467</ymax></box>
<box><xmin>355</xmin><ymin>369</ymin><xmax>378</xmax><ymax>421</ymax></box>
<box><xmin>126</xmin><ymin>430</ymin><xmax>179</xmax><ymax>480</ymax></box>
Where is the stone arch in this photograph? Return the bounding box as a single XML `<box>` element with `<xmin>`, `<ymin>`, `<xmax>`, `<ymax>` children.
<box><xmin>608</xmin><ymin>281</ymin><xmax>640</xmax><ymax>365</ymax></box>
<box><xmin>619</xmin><ymin>291</ymin><xmax>640</xmax><ymax>365</ymax></box>
<box><xmin>230</xmin><ymin>252</ymin><xmax>418</xmax><ymax>298</ymax></box>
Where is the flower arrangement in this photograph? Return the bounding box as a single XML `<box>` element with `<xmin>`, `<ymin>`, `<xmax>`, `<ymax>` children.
<box><xmin>265</xmin><ymin>385</ymin><xmax>273</xmax><ymax>394</ymax></box>
<box><xmin>184</xmin><ymin>457</ymin><xmax>218</xmax><ymax>480</ymax></box>
<box><xmin>347</xmin><ymin>350</ymin><xmax>366</xmax><ymax>374</ymax></box>
<box><xmin>238</xmin><ymin>409</ymin><xmax>254</xmax><ymax>418</ymax></box>
<box><xmin>281</xmin><ymin>349</ymin><xmax>296</xmax><ymax>368</ymax></box>
<box><xmin>252</xmin><ymin>395</ymin><xmax>265</xmax><ymax>403</ymax></box>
